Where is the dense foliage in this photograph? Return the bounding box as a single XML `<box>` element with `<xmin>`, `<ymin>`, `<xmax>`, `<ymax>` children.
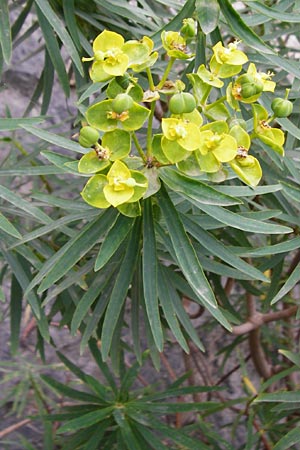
<box><xmin>1</xmin><ymin>1</ymin><xmax>300</xmax><ymax>449</ymax></box>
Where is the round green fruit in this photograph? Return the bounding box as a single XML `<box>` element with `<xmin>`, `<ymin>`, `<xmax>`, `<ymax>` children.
<box><xmin>112</xmin><ymin>93</ymin><xmax>134</xmax><ymax>114</ymax></box>
<box><xmin>169</xmin><ymin>92</ymin><xmax>196</xmax><ymax>114</ymax></box>
<box><xmin>79</xmin><ymin>126</ymin><xmax>100</xmax><ymax>148</ymax></box>
<box><xmin>235</xmin><ymin>74</ymin><xmax>263</xmax><ymax>99</ymax></box>
<box><xmin>271</xmin><ymin>98</ymin><xmax>293</xmax><ymax>118</ymax></box>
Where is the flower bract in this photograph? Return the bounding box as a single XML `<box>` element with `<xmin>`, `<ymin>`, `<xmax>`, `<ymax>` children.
<box><xmin>81</xmin><ymin>160</ymin><xmax>148</xmax><ymax>210</ymax></box>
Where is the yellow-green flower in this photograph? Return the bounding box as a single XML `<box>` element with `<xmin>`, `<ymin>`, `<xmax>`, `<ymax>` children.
<box><xmin>130</xmin><ymin>36</ymin><xmax>158</xmax><ymax>72</ymax></box>
<box><xmin>78</xmin><ymin>129</ymin><xmax>131</xmax><ymax>174</ymax></box>
<box><xmin>230</xmin><ymin>152</ymin><xmax>262</xmax><ymax>187</ymax></box>
<box><xmin>196</xmin><ymin>64</ymin><xmax>224</xmax><ymax>88</ymax></box>
<box><xmin>210</xmin><ymin>41</ymin><xmax>248</xmax><ymax>78</ymax></box>
<box><xmin>161</xmin><ymin>31</ymin><xmax>194</xmax><ymax>59</ymax></box>
<box><xmin>83</xmin><ymin>30</ymin><xmax>150</xmax><ymax>82</ymax></box>
<box><xmin>252</xmin><ymin>104</ymin><xmax>285</xmax><ymax>155</ymax></box>
<box><xmin>247</xmin><ymin>63</ymin><xmax>275</xmax><ymax>92</ymax></box>
<box><xmin>162</xmin><ymin>118</ymin><xmax>201</xmax><ymax>151</ymax></box>
<box><xmin>196</xmin><ymin>122</ymin><xmax>237</xmax><ymax>172</ymax></box>
<box><xmin>81</xmin><ymin>160</ymin><xmax>148</xmax><ymax>209</ymax></box>
<box><xmin>212</xmin><ymin>41</ymin><xmax>248</xmax><ymax>66</ymax></box>
<box><xmin>86</xmin><ymin>98</ymin><xmax>150</xmax><ymax>132</ymax></box>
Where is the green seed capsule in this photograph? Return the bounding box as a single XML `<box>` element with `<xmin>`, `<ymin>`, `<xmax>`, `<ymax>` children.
<box><xmin>271</xmin><ymin>98</ymin><xmax>293</xmax><ymax>118</ymax></box>
<box><xmin>181</xmin><ymin>18</ymin><xmax>196</xmax><ymax>38</ymax></box>
<box><xmin>112</xmin><ymin>93</ymin><xmax>134</xmax><ymax>114</ymax></box>
<box><xmin>169</xmin><ymin>92</ymin><xmax>196</xmax><ymax>114</ymax></box>
<box><xmin>79</xmin><ymin>126</ymin><xmax>100</xmax><ymax>148</ymax></box>
<box><xmin>234</xmin><ymin>74</ymin><xmax>263</xmax><ymax>99</ymax></box>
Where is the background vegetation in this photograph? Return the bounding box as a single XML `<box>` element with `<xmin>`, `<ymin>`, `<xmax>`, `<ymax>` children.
<box><xmin>1</xmin><ymin>0</ymin><xmax>300</xmax><ymax>449</ymax></box>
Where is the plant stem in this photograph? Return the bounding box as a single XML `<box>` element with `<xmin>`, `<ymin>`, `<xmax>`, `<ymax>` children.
<box><xmin>132</xmin><ymin>132</ymin><xmax>147</xmax><ymax>162</ymax></box>
<box><xmin>157</xmin><ymin>57</ymin><xmax>175</xmax><ymax>90</ymax></box>
<box><xmin>146</xmin><ymin>67</ymin><xmax>155</xmax><ymax>91</ymax></box>
<box><xmin>205</xmin><ymin>95</ymin><xmax>226</xmax><ymax>111</ymax></box>
<box><xmin>146</xmin><ymin>102</ymin><xmax>156</xmax><ymax>157</ymax></box>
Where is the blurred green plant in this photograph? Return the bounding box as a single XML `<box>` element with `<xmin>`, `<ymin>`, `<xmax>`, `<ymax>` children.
<box><xmin>1</xmin><ymin>0</ymin><xmax>300</xmax><ymax>448</ymax></box>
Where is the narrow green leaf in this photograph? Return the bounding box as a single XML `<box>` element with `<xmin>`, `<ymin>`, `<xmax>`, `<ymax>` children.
<box><xmin>119</xmin><ymin>359</ymin><xmax>145</xmax><ymax>401</ymax></box>
<box><xmin>41</xmin><ymin>150</ymin><xmax>75</xmax><ymax>168</ymax></box>
<box><xmin>0</xmin><ymin>117</ymin><xmax>45</xmax><ymax>131</ymax></box>
<box><xmin>131</xmin><ymin>268</ymin><xmax>143</xmax><ymax>364</ymax></box>
<box><xmin>132</xmin><ymin>414</ymin><xmax>209</xmax><ymax>449</ymax></box>
<box><xmin>0</xmin><ymin>166</ymin><xmax>66</xmax><ymax>176</ymax></box>
<box><xmin>89</xmin><ymin>339</ymin><xmax>118</xmax><ymax>396</ymax></box>
<box><xmin>24</xmin><ymin>211</ymin><xmax>114</xmax><ymax>295</ymax></box>
<box><xmin>63</xmin><ymin>0</ymin><xmax>81</xmax><ymax>50</ymax></box>
<box><xmin>11</xmin><ymin>0</ymin><xmax>34</xmax><ymax>41</ymax></box>
<box><xmin>143</xmin><ymin>198</ymin><xmax>163</xmax><ymax>351</ymax></box>
<box><xmin>246</xmin><ymin>1</ymin><xmax>300</xmax><ymax>22</ymax></box>
<box><xmin>279</xmin><ymin>350</ymin><xmax>300</xmax><ymax>369</ymax></box>
<box><xmin>36</xmin><ymin>5</ymin><xmax>70</xmax><ymax>97</ymax></box>
<box><xmin>195</xmin><ymin>203</ymin><xmax>292</xmax><ymax>235</ymax></box>
<box><xmin>0</xmin><ymin>185</ymin><xmax>52</xmax><ymax>224</ymax></box>
<box><xmin>71</xmin><ymin>268</ymin><xmax>111</xmax><ymax>334</ymax></box>
<box><xmin>156</xmin><ymin>184</ymin><xmax>217</xmax><ymax>309</ymax></box>
<box><xmin>119</xmin><ymin>419</ymin><xmax>141</xmax><ymax>450</ymax></box>
<box><xmin>233</xmin><ymin>237</ymin><xmax>300</xmax><ymax>258</ymax></box>
<box><xmin>167</xmin><ymin>266</ymin><xmax>231</xmax><ymax>331</ymax></box>
<box><xmin>255</xmin><ymin>391</ymin><xmax>300</xmax><ymax>403</ymax></box>
<box><xmin>0</xmin><ymin>212</ymin><xmax>22</xmax><ymax>239</ymax></box>
<box><xmin>133</xmin><ymin>424</ymin><xmax>170</xmax><ymax>450</ymax></box>
<box><xmin>137</xmin><ymin>385</ymin><xmax>223</xmax><ymax>403</ymax></box>
<box><xmin>57</xmin><ymin>352</ymin><xmax>110</xmax><ymax>402</ymax></box>
<box><xmin>101</xmin><ymin>219</ymin><xmax>141</xmax><ymax>360</ymax></box>
<box><xmin>195</xmin><ymin>0</ymin><xmax>220</xmax><ymax>34</ymax></box>
<box><xmin>0</xmin><ymin>0</ymin><xmax>12</xmax><ymax>64</ymax></box>
<box><xmin>57</xmin><ymin>406</ymin><xmax>115</xmax><ymax>434</ymax></box>
<box><xmin>159</xmin><ymin>167</ymin><xmax>241</xmax><ymax>206</ymax></box>
<box><xmin>81</xmin><ymin>424</ymin><xmax>110</xmax><ymax>450</ymax></box>
<box><xmin>273</xmin><ymin>427</ymin><xmax>300</xmax><ymax>450</ymax></box>
<box><xmin>0</xmin><ymin>249</ymin><xmax>49</xmax><ymax>341</ymax></box>
<box><xmin>182</xmin><ymin>215</ymin><xmax>269</xmax><ymax>282</ymax></box>
<box><xmin>41</xmin><ymin>49</ymin><xmax>55</xmax><ymax>115</ymax></box>
<box><xmin>217</xmin><ymin>0</ymin><xmax>274</xmax><ymax>54</ymax></box>
<box><xmin>95</xmin><ymin>214</ymin><xmax>134</xmax><ymax>271</ymax></box>
<box><xmin>9</xmin><ymin>212</ymin><xmax>91</xmax><ymax>249</ymax></box>
<box><xmin>215</xmin><ymin>184</ymin><xmax>282</xmax><ymax>197</ymax></box>
<box><xmin>34</xmin><ymin>0</ymin><xmax>84</xmax><ymax>75</ymax></box>
<box><xmin>271</xmin><ymin>262</ymin><xmax>300</xmax><ymax>305</ymax></box>
<box><xmin>35</xmin><ymin>210</ymin><xmax>117</xmax><ymax>294</ymax></box>
<box><xmin>41</xmin><ymin>374</ymin><xmax>102</xmax><ymax>403</ymax></box>
<box><xmin>80</xmin><ymin>270</ymin><xmax>117</xmax><ymax>353</ymax></box>
<box><xmin>264</xmin><ymin>54</ymin><xmax>300</xmax><ymax>82</ymax></box>
<box><xmin>157</xmin><ymin>265</ymin><xmax>189</xmax><ymax>352</ymax></box>
<box><xmin>10</xmin><ymin>275</ymin><xmax>23</xmax><ymax>355</ymax></box>
<box><xmin>21</xmin><ymin>125</ymin><xmax>85</xmax><ymax>154</ymax></box>
<box><xmin>281</xmin><ymin>181</ymin><xmax>300</xmax><ymax>203</ymax></box>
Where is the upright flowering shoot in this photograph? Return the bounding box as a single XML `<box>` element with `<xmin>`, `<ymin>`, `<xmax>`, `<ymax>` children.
<box><xmin>77</xmin><ymin>22</ymin><xmax>291</xmax><ymax>214</ymax></box>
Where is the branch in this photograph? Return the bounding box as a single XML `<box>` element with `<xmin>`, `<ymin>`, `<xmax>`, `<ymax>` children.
<box><xmin>232</xmin><ymin>306</ymin><xmax>297</xmax><ymax>335</ymax></box>
<box><xmin>0</xmin><ymin>419</ymin><xmax>31</xmax><ymax>439</ymax></box>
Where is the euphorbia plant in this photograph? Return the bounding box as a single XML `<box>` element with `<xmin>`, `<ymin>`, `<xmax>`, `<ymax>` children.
<box><xmin>18</xmin><ymin>18</ymin><xmax>294</xmax><ymax>365</ymax></box>
<box><xmin>76</xmin><ymin>24</ymin><xmax>292</xmax><ymax>216</ymax></box>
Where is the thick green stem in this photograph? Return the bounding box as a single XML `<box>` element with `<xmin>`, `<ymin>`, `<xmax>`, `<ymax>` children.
<box><xmin>146</xmin><ymin>102</ymin><xmax>156</xmax><ymax>158</ymax></box>
<box><xmin>156</xmin><ymin>57</ymin><xmax>175</xmax><ymax>90</ymax></box>
<box><xmin>146</xmin><ymin>67</ymin><xmax>155</xmax><ymax>91</ymax></box>
<box><xmin>132</xmin><ymin>132</ymin><xmax>147</xmax><ymax>162</ymax></box>
<box><xmin>205</xmin><ymin>95</ymin><xmax>226</xmax><ymax>111</ymax></box>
